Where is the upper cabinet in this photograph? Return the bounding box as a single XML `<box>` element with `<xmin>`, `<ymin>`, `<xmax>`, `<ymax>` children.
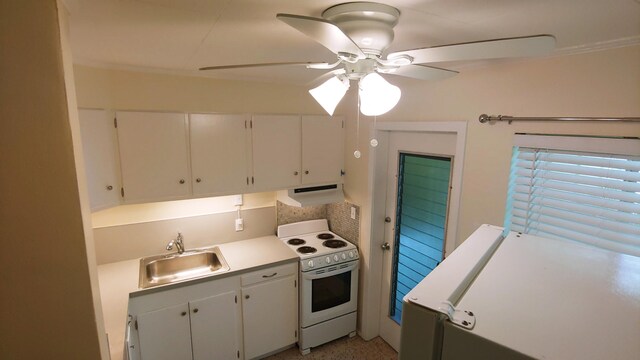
<box><xmin>251</xmin><ymin>115</ymin><xmax>302</xmax><ymax>191</ymax></box>
<box><xmin>78</xmin><ymin>109</ymin><xmax>121</xmax><ymax>211</ymax></box>
<box><xmin>190</xmin><ymin>113</ymin><xmax>251</xmax><ymax>196</ymax></box>
<box><xmin>301</xmin><ymin>115</ymin><xmax>344</xmax><ymax>185</ymax></box>
<box><xmin>116</xmin><ymin>111</ymin><xmax>191</xmax><ymax>203</ymax></box>
<box><xmin>252</xmin><ymin>114</ymin><xmax>345</xmax><ymax>191</ymax></box>
<box><xmin>80</xmin><ymin>110</ymin><xmax>345</xmax><ymax>209</ymax></box>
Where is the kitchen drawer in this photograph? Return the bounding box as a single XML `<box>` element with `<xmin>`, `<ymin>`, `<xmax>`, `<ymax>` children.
<box><xmin>241</xmin><ymin>262</ymin><xmax>297</xmax><ymax>287</ymax></box>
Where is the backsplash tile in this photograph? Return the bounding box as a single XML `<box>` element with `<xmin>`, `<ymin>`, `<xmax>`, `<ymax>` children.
<box><xmin>276</xmin><ymin>201</ymin><xmax>327</xmax><ymax>225</ymax></box>
<box><xmin>327</xmin><ymin>202</ymin><xmax>360</xmax><ymax>246</ymax></box>
<box><xmin>276</xmin><ymin>201</ymin><xmax>360</xmax><ymax>246</ymax></box>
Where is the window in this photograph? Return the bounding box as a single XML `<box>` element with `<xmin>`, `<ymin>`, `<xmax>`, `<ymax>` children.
<box><xmin>504</xmin><ymin>134</ymin><xmax>640</xmax><ymax>257</ymax></box>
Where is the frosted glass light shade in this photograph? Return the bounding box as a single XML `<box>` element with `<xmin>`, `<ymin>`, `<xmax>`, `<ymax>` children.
<box><xmin>309</xmin><ymin>77</ymin><xmax>350</xmax><ymax>116</ymax></box>
<box><xmin>359</xmin><ymin>73</ymin><xmax>401</xmax><ymax>116</ymax></box>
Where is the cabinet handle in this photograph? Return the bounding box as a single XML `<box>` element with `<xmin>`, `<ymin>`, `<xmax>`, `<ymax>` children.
<box><xmin>262</xmin><ymin>272</ymin><xmax>278</xmax><ymax>278</ymax></box>
<box><xmin>181</xmin><ymin>311</ymin><xmax>187</xmax><ymax>316</ymax></box>
<box><xmin>196</xmin><ymin>178</ymin><xmax>202</xmax><ymax>183</ymax></box>
<box><xmin>193</xmin><ymin>308</ymin><xmax>199</xmax><ymax>313</ymax></box>
<box><xmin>304</xmin><ymin>170</ymin><xmax>309</xmax><ymax>175</ymax></box>
<box><xmin>106</xmin><ymin>185</ymin><xmax>113</xmax><ymax>191</ymax></box>
<box><xmin>293</xmin><ymin>171</ymin><xmax>299</xmax><ymax>176</ymax></box>
<box><xmin>179</xmin><ymin>179</ymin><xmax>185</xmax><ymax>184</ymax></box>
<box><xmin>245</xmin><ymin>295</ymin><xmax>250</xmax><ymax>299</ymax></box>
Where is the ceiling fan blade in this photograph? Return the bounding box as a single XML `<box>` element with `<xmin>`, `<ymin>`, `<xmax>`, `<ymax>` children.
<box><xmin>388</xmin><ymin>35</ymin><xmax>556</xmax><ymax>64</ymax></box>
<box><xmin>306</xmin><ymin>69</ymin><xmax>347</xmax><ymax>87</ymax></box>
<box><xmin>199</xmin><ymin>61</ymin><xmax>329</xmax><ymax>71</ymax></box>
<box><xmin>277</xmin><ymin>13</ymin><xmax>365</xmax><ymax>59</ymax></box>
<box><xmin>383</xmin><ymin>65</ymin><xmax>458</xmax><ymax>81</ymax></box>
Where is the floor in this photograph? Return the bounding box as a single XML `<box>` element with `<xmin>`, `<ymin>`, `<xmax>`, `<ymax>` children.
<box><xmin>265</xmin><ymin>335</ymin><xmax>398</xmax><ymax>360</ymax></box>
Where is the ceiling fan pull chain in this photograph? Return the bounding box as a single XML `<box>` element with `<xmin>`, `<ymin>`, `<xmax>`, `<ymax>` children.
<box><xmin>354</xmin><ymin>94</ymin><xmax>362</xmax><ymax>159</ymax></box>
<box><xmin>370</xmin><ymin>115</ymin><xmax>378</xmax><ymax>147</ymax></box>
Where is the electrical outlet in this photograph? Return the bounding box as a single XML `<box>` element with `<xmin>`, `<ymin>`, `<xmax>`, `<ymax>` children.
<box><xmin>350</xmin><ymin>207</ymin><xmax>357</xmax><ymax>219</ymax></box>
<box><xmin>235</xmin><ymin>218</ymin><xmax>244</xmax><ymax>231</ymax></box>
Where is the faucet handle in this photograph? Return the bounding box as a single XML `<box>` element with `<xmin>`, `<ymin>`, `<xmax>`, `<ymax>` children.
<box><xmin>166</xmin><ymin>239</ymin><xmax>175</xmax><ymax>251</ymax></box>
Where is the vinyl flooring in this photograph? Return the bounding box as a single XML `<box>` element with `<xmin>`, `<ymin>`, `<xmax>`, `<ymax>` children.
<box><xmin>265</xmin><ymin>335</ymin><xmax>398</xmax><ymax>360</ymax></box>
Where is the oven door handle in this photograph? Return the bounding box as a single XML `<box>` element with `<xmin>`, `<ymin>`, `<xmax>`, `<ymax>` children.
<box><xmin>301</xmin><ymin>261</ymin><xmax>359</xmax><ymax>280</ymax></box>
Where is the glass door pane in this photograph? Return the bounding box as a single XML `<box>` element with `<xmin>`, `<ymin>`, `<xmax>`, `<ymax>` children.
<box><xmin>389</xmin><ymin>153</ymin><xmax>452</xmax><ymax>324</ymax></box>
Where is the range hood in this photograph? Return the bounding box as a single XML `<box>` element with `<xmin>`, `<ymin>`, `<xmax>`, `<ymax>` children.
<box><xmin>277</xmin><ymin>184</ymin><xmax>344</xmax><ymax>207</ymax></box>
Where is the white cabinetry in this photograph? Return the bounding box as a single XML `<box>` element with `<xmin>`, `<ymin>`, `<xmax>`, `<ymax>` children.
<box><xmin>190</xmin><ymin>113</ymin><xmax>251</xmax><ymax>196</ymax></box>
<box><xmin>137</xmin><ymin>303</ymin><xmax>193</xmax><ymax>360</ymax></box>
<box><xmin>251</xmin><ymin>114</ymin><xmax>344</xmax><ymax>191</ymax></box>
<box><xmin>78</xmin><ymin>109</ymin><xmax>121</xmax><ymax>210</ymax></box>
<box><xmin>251</xmin><ymin>115</ymin><xmax>301</xmax><ymax>190</ymax></box>
<box><xmin>116</xmin><ymin>111</ymin><xmax>190</xmax><ymax>203</ymax></box>
<box><xmin>129</xmin><ymin>277</ymin><xmax>242</xmax><ymax>360</ymax></box>
<box><xmin>301</xmin><ymin>115</ymin><xmax>344</xmax><ymax>185</ymax></box>
<box><xmin>241</xmin><ymin>263</ymin><xmax>298</xmax><ymax>359</ymax></box>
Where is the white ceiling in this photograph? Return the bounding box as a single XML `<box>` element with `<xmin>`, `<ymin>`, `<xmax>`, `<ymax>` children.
<box><xmin>64</xmin><ymin>0</ymin><xmax>640</xmax><ymax>85</ymax></box>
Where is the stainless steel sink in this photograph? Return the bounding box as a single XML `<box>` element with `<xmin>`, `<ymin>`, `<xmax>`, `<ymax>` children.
<box><xmin>139</xmin><ymin>247</ymin><xmax>230</xmax><ymax>289</ymax></box>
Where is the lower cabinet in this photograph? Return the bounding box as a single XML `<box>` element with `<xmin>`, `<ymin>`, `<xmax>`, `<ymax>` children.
<box><xmin>128</xmin><ymin>262</ymin><xmax>298</xmax><ymax>360</ymax></box>
<box><xmin>241</xmin><ymin>264</ymin><xmax>298</xmax><ymax>360</ymax></box>
<box><xmin>136</xmin><ymin>291</ymin><xmax>240</xmax><ymax>360</ymax></box>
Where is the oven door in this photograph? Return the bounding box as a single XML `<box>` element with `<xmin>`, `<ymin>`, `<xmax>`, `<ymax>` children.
<box><xmin>300</xmin><ymin>260</ymin><xmax>359</xmax><ymax>328</ymax></box>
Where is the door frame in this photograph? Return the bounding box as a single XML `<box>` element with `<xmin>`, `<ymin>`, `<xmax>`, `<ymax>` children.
<box><xmin>359</xmin><ymin>121</ymin><xmax>467</xmax><ymax>341</ymax></box>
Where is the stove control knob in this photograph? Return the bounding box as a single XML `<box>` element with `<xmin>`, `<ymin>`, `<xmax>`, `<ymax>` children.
<box><xmin>307</xmin><ymin>260</ymin><xmax>314</xmax><ymax>268</ymax></box>
<box><xmin>342</xmin><ymin>253</ymin><xmax>347</xmax><ymax>260</ymax></box>
<box><xmin>333</xmin><ymin>254</ymin><xmax>339</xmax><ymax>262</ymax></box>
<box><xmin>349</xmin><ymin>251</ymin><xmax>355</xmax><ymax>258</ymax></box>
<box><xmin>326</xmin><ymin>256</ymin><xmax>331</xmax><ymax>264</ymax></box>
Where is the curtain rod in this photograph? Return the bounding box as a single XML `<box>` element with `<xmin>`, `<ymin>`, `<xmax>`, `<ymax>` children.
<box><xmin>479</xmin><ymin>114</ymin><xmax>640</xmax><ymax>124</ymax></box>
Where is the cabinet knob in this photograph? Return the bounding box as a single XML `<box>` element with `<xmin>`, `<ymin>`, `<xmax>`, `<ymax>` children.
<box><xmin>304</xmin><ymin>170</ymin><xmax>309</xmax><ymax>175</ymax></box>
<box><xmin>193</xmin><ymin>308</ymin><xmax>199</xmax><ymax>313</ymax></box>
<box><xmin>196</xmin><ymin>178</ymin><xmax>202</xmax><ymax>183</ymax></box>
<box><xmin>181</xmin><ymin>311</ymin><xmax>187</xmax><ymax>316</ymax></box>
<box><xmin>245</xmin><ymin>295</ymin><xmax>250</xmax><ymax>299</ymax></box>
<box><xmin>106</xmin><ymin>185</ymin><xmax>113</xmax><ymax>191</ymax></box>
<box><xmin>179</xmin><ymin>179</ymin><xmax>185</xmax><ymax>184</ymax></box>
<box><xmin>293</xmin><ymin>171</ymin><xmax>299</xmax><ymax>176</ymax></box>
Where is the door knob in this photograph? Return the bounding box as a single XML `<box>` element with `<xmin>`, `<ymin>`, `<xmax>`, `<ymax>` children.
<box><xmin>381</xmin><ymin>242</ymin><xmax>391</xmax><ymax>251</ymax></box>
<box><xmin>385</xmin><ymin>217</ymin><xmax>391</xmax><ymax>223</ymax></box>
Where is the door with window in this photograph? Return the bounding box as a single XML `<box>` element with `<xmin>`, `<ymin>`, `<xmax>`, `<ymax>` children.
<box><xmin>379</xmin><ymin>131</ymin><xmax>457</xmax><ymax>350</ymax></box>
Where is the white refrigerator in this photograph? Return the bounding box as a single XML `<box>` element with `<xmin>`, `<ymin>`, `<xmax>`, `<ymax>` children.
<box><xmin>399</xmin><ymin>224</ymin><xmax>640</xmax><ymax>360</ymax></box>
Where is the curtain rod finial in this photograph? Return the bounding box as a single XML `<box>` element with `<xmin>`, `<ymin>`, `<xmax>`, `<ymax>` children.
<box><xmin>479</xmin><ymin>114</ymin><xmax>491</xmax><ymax>123</ymax></box>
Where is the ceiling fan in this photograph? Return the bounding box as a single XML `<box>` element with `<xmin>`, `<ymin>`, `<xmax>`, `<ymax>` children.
<box><xmin>200</xmin><ymin>2</ymin><xmax>555</xmax><ymax>116</ymax></box>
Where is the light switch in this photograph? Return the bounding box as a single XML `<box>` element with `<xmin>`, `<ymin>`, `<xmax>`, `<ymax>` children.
<box><xmin>350</xmin><ymin>207</ymin><xmax>356</xmax><ymax>219</ymax></box>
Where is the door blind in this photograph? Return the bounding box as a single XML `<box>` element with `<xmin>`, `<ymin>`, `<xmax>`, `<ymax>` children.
<box><xmin>505</xmin><ymin>141</ymin><xmax>640</xmax><ymax>257</ymax></box>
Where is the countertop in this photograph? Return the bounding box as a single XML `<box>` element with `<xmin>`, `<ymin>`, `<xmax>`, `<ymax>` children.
<box><xmin>97</xmin><ymin>235</ymin><xmax>298</xmax><ymax>360</ymax></box>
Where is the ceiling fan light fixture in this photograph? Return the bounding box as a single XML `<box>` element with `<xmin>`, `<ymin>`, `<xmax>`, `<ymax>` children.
<box><xmin>359</xmin><ymin>72</ymin><xmax>401</xmax><ymax>116</ymax></box>
<box><xmin>309</xmin><ymin>76</ymin><xmax>350</xmax><ymax>116</ymax></box>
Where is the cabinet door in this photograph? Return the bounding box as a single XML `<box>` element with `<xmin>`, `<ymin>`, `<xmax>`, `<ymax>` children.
<box><xmin>251</xmin><ymin>115</ymin><xmax>301</xmax><ymax>190</ymax></box>
<box><xmin>242</xmin><ymin>275</ymin><xmax>297</xmax><ymax>359</ymax></box>
<box><xmin>116</xmin><ymin>111</ymin><xmax>190</xmax><ymax>203</ymax></box>
<box><xmin>301</xmin><ymin>115</ymin><xmax>345</xmax><ymax>185</ymax></box>
<box><xmin>190</xmin><ymin>114</ymin><xmax>250</xmax><ymax>196</ymax></box>
<box><xmin>190</xmin><ymin>291</ymin><xmax>241</xmax><ymax>360</ymax></box>
<box><xmin>78</xmin><ymin>109</ymin><xmax>121</xmax><ymax>210</ymax></box>
<box><xmin>137</xmin><ymin>303</ymin><xmax>192</xmax><ymax>360</ymax></box>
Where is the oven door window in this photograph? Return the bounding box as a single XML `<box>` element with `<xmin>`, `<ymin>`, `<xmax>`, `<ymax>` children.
<box><xmin>311</xmin><ymin>271</ymin><xmax>351</xmax><ymax>312</ymax></box>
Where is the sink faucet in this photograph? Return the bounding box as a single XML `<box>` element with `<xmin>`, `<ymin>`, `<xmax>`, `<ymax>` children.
<box><xmin>166</xmin><ymin>232</ymin><xmax>185</xmax><ymax>254</ymax></box>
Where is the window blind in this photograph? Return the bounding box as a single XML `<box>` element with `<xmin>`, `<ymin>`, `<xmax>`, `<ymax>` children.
<box><xmin>505</xmin><ymin>135</ymin><xmax>640</xmax><ymax>257</ymax></box>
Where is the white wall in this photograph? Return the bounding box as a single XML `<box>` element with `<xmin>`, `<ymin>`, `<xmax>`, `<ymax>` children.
<box><xmin>0</xmin><ymin>1</ymin><xmax>108</xmax><ymax>358</ymax></box>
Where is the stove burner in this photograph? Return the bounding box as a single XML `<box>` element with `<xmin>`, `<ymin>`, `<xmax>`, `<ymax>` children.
<box><xmin>287</xmin><ymin>238</ymin><xmax>306</xmax><ymax>246</ymax></box>
<box><xmin>297</xmin><ymin>246</ymin><xmax>317</xmax><ymax>254</ymax></box>
<box><xmin>323</xmin><ymin>239</ymin><xmax>347</xmax><ymax>249</ymax></box>
<box><xmin>317</xmin><ymin>233</ymin><xmax>335</xmax><ymax>240</ymax></box>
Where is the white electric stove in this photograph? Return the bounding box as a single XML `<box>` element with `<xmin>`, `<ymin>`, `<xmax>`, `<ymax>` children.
<box><xmin>277</xmin><ymin>219</ymin><xmax>359</xmax><ymax>355</ymax></box>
